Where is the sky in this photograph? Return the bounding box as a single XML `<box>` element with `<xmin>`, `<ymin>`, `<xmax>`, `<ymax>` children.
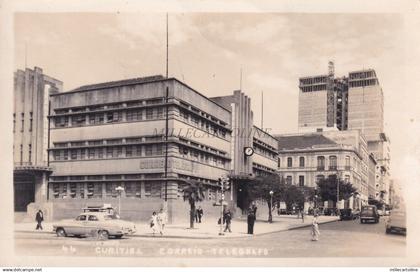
<box><xmin>14</xmin><ymin>12</ymin><xmax>416</xmax><ymax>187</ymax></box>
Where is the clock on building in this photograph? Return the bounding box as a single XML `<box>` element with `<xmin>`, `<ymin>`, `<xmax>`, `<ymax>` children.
<box><xmin>244</xmin><ymin>147</ymin><xmax>254</xmax><ymax>157</ymax></box>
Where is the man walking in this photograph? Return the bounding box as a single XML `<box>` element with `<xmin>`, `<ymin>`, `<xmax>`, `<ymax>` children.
<box><xmin>196</xmin><ymin>206</ymin><xmax>203</xmax><ymax>223</ymax></box>
<box><xmin>247</xmin><ymin>208</ymin><xmax>256</xmax><ymax>235</ymax></box>
<box><xmin>35</xmin><ymin>210</ymin><xmax>44</xmax><ymax>230</ymax></box>
<box><xmin>223</xmin><ymin>210</ymin><xmax>232</xmax><ymax>233</ymax></box>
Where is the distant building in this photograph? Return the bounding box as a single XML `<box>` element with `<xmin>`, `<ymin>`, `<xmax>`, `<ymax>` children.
<box><xmin>275</xmin><ymin>130</ymin><xmax>370</xmax><ymax>209</ymax></box>
<box><xmin>13</xmin><ymin>67</ymin><xmax>63</xmax><ymax>218</ymax></box>
<box><xmin>47</xmin><ymin>77</ymin><xmax>278</xmax><ymax>222</ymax></box>
<box><xmin>297</xmin><ymin>65</ymin><xmax>390</xmax><ymax>204</ymax></box>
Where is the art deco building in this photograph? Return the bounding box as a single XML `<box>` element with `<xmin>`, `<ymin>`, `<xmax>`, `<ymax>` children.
<box><xmin>13</xmin><ymin>67</ymin><xmax>62</xmax><ymax>219</ymax></box>
<box><xmin>47</xmin><ymin>76</ymin><xmax>278</xmax><ymax>222</ymax></box>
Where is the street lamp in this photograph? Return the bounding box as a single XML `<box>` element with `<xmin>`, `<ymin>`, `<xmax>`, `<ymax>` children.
<box><xmin>115</xmin><ymin>186</ymin><xmax>124</xmax><ymax>215</ymax></box>
<box><xmin>269</xmin><ymin>190</ymin><xmax>274</xmax><ymax>223</ymax></box>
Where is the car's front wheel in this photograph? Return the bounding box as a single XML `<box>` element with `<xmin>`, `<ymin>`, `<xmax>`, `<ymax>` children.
<box><xmin>98</xmin><ymin>230</ymin><xmax>109</xmax><ymax>240</ymax></box>
<box><xmin>56</xmin><ymin>228</ymin><xmax>67</xmax><ymax>237</ymax></box>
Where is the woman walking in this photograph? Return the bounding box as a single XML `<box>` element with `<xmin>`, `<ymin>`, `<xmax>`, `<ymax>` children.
<box><xmin>150</xmin><ymin>211</ymin><xmax>159</xmax><ymax>236</ymax></box>
<box><xmin>311</xmin><ymin>213</ymin><xmax>320</xmax><ymax>241</ymax></box>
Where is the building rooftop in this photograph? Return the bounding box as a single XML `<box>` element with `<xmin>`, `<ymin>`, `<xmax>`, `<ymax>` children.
<box><xmin>275</xmin><ymin>133</ymin><xmax>337</xmax><ymax>150</ymax></box>
<box><xmin>67</xmin><ymin>75</ymin><xmax>166</xmax><ymax>93</ymax></box>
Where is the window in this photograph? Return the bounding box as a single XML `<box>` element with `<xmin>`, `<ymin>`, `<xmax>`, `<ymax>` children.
<box><xmin>146</xmin><ymin>109</ymin><xmax>154</xmax><ymax>120</ymax></box>
<box><xmin>157</xmin><ymin>107</ymin><xmax>163</xmax><ymax>118</ymax></box>
<box><xmin>191</xmin><ymin>116</ymin><xmax>199</xmax><ymax>126</ymax></box>
<box><xmin>329</xmin><ymin>156</ymin><xmax>337</xmax><ymax>170</ymax></box>
<box><xmin>88</xmin><ymin>215</ymin><xmax>98</xmax><ymax>222</ymax></box>
<box><xmin>180</xmin><ymin>110</ymin><xmax>189</xmax><ymax>121</ymax></box>
<box><xmin>12</xmin><ymin>113</ymin><xmax>16</xmax><ymax>133</ymax></box>
<box><xmin>126</xmin><ymin>146</ymin><xmax>133</xmax><ymax>157</ymax></box>
<box><xmin>88</xmin><ymin>148</ymin><xmax>95</xmax><ymax>159</ymax></box>
<box><xmin>106</xmin><ymin>147</ymin><xmax>113</xmax><ymax>158</ymax></box>
<box><xmin>28</xmin><ymin>144</ymin><xmax>32</xmax><ymax>161</ymax></box>
<box><xmin>29</xmin><ymin>112</ymin><xmax>33</xmax><ymax>131</ymax></box>
<box><xmin>156</xmin><ymin>145</ymin><xmax>163</xmax><ymax>155</ymax></box>
<box><xmin>126</xmin><ymin>109</ymin><xmax>142</xmax><ymax>121</ymax></box>
<box><xmin>97</xmin><ymin>148</ymin><xmax>103</xmax><ymax>159</ymax></box>
<box><xmin>277</xmin><ymin>158</ymin><xmax>281</xmax><ymax>168</ymax></box>
<box><xmin>63</xmin><ymin>150</ymin><xmax>69</xmax><ymax>160</ymax></box>
<box><xmin>71</xmin><ymin>149</ymin><xmax>77</xmax><ymax>160</ymax></box>
<box><xmin>286</xmin><ymin>176</ymin><xmax>292</xmax><ymax>185</ymax></box>
<box><xmin>317</xmin><ymin>156</ymin><xmax>325</xmax><ymax>170</ymax></box>
<box><xmin>299</xmin><ymin>157</ymin><xmax>305</xmax><ymax>168</ymax></box>
<box><xmin>299</xmin><ymin>176</ymin><xmax>304</xmax><ymax>187</ymax></box>
<box><xmin>145</xmin><ymin>145</ymin><xmax>153</xmax><ymax>156</ymax></box>
<box><xmin>287</xmin><ymin>157</ymin><xmax>293</xmax><ymax>168</ymax></box>
<box><xmin>73</xmin><ymin>114</ymin><xmax>86</xmax><ymax>126</ymax></box>
<box><xmin>21</xmin><ymin>113</ymin><xmax>24</xmax><ymax>131</ymax></box>
<box><xmin>76</xmin><ymin>215</ymin><xmax>87</xmax><ymax>221</ymax></box>
<box><xmin>345</xmin><ymin>156</ymin><xmax>351</xmax><ymax>170</ymax></box>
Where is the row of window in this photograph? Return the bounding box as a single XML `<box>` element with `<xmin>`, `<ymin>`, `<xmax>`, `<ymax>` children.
<box><xmin>280</xmin><ymin>155</ymin><xmax>352</xmax><ymax>170</ymax></box>
<box><xmin>54</xmin><ymin>106</ymin><xmax>167</xmax><ymax>128</ymax></box>
<box><xmin>51</xmin><ymin>180</ymin><xmax>221</xmax><ymax>201</ymax></box>
<box><xmin>179</xmin><ymin>108</ymin><xmax>227</xmax><ymax>139</ymax></box>
<box><xmin>51</xmin><ymin>181</ymin><xmax>163</xmax><ymax>199</ymax></box>
<box><xmin>51</xmin><ymin>143</ymin><xmax>229</xmax><ymax>169</ymax></box>
<box><xmin>284</xmin><ymin>174</ymin><xmax>352</xmax><ymax>187</ymax></box>
<box><xmin>253</xmin><ymin>144</ymin><xmax>277</xmax><ymax>160</ymax></box>
<box><xmin>52</xmin><ymin>144</ymin><xmax>164</xmax><ymax>160</ymax></box>
<box><xmin>13</xmin><ymin>112</ymin><xmax>33</xmax><ymax>133</ymax></box>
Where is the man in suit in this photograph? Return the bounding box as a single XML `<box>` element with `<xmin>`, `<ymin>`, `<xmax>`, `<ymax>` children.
<box><xmin>35</xmin><ymin>210</ymin><xmax>44</xmax><ymax>230</ymax></box>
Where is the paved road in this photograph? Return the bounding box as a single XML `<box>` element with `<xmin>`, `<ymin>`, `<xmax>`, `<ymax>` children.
<box><xmin>15</xmin><ymin>217</ymin><xmax>405</xmax><ymax>258</ymax></box>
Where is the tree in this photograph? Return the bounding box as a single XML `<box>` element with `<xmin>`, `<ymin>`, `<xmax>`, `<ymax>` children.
<box><xmin>182</xmin><ymin>181</ymin><xmax>205</xmax><ymax>229</ymax></box>
<box><xmin>284</xmin><ymin>185</ymin><xmax>305</xmax><ymax>211</ymax></box>
<box><xmin>244</xmin><ymin>174</ymin><xmax>285</xmax><ymax>223</ymax></box>
<box><xmin>316</xmin><ymin>175</ymin><xmax>357</xmax><ymax>204</ymax></box>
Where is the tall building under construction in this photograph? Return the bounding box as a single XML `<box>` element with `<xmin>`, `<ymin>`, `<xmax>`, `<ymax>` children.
<box><xmin>297</xmin><ymin>63</ymin><xmax>391</xmax><ymax>203</ymax></box>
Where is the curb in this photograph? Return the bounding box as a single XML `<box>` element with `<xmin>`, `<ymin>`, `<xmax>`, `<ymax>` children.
<box><xmin>14</xmin><ymin>219</ymin><xmax>340</xmax><ymax>240</ymax></box>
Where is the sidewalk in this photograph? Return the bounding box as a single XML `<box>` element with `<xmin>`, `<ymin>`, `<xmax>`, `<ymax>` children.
<box><xmin>14</xmin><ymin>215</ymin><xmax>339</xmax><ymax>239</ymax></box>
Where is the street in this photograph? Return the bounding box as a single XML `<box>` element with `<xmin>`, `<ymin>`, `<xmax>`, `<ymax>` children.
<box><xmin>14</xmin><ymin>217</ymin><xmax>405</xmax><ymax>258</ymax></box>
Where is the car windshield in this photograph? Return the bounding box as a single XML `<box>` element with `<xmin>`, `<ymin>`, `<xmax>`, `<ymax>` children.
<box><xmin>104</xmin><ymin>214</ymin><xmax>120</xmax><ymax>220</ymax></box>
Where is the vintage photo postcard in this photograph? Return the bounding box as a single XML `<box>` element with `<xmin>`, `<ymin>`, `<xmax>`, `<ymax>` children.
<box><xmin>1</xmin><ymin>0</ymin><xmax>420</xmax><ymax>269</ymax></box>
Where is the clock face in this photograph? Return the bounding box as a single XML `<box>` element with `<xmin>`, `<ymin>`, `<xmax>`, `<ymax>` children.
<box><xmin>244</xmin><ymin>147</ymin><xmax>254</xmax><ymax>156</ymax></box>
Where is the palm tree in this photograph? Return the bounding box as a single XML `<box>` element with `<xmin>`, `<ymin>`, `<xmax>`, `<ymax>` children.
<box><xmin>182</xmin><ymin>181</ymin><xmax>205</xmax><ymax>229</ymax></box>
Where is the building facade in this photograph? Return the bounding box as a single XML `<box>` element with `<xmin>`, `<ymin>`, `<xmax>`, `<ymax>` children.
<box><xmin>47</xmin><ymin>76</ymin><xmax>278</xmax><ymax>222</ymax></box>
<box><xmin>297</xmin><ymin>65</ymin><xmax>390</xmax><ymax>203</ymax></box>
<box><xmin>13</xmin><ymin>67</ymin><xmax>63</xmax><ymax>219</ymax></box>
<box><xmin>276</xmin><ymin>131</ymin><xmax>369</xmax><ymax>210</ymax></box>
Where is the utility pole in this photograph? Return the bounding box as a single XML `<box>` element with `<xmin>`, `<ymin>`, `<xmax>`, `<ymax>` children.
<box><xmin>218</xmin><ymin>177</ymin><xmax>229</xmax><ymax>235</ymax></box>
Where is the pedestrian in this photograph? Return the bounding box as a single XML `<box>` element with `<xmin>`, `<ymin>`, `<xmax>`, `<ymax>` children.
<box><xmin>247</xmin><ymin>208</ymin><xmax>256</xmax><ymax>235</ymax></box>
<box><xmin>301</xmin><ymin>209</ymin><xmax>305</xmax><ymax>223</ymax></box>
<box><xmin>196</xmin><ymin>206</ymin><xmax>203</xmax><ymax>223</ymax></box>
<box><xmin>157</xmin><ymin>208</ymin><xmax>167</xmax><ymax>234</ymax></box>
<box><xmin>223</xmin><ymin>210</ymin><xmax>232</xmax><ymax>233</ymax></box>
<box><xmin>311</xmin><ymin>213</ymin><xmax>320</xmax><ymax>241</ymax></box>
<box><xmin>149</xmin><ymin>211</ymin><xmax>159</xmax><ymax>236</ymax></box>
<box><xmin>35</xmin><ymin>209</ymin><xmax>44</xmax><ymax>230</ymax></box>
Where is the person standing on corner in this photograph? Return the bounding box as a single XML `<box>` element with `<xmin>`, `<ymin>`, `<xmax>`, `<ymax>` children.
<box><xmin>157</xmin><ymin>208</ymin><xmax>168</xmax><ymax>235</ymax></box>
<box><xmin>247</xmin><ymin>208</ymin><xmax>256</xmax><ymax>235</ymax></box>
<box><xmin>196</xmin><ymin>206</ymin><xmax>203</xmax><ymax>223</ymax></box>
<box><xmin>311</xmin><ymin>213</ymin><xmax>320</xmax><ymax>241</ymax></box>
<box><xmin>35</xmin><ymin>209</ymin><xmax>44</xmax><ymax>230</ymax></box>
<box><xmin>223</xmin><ymin>209</ymin><xmax>232</xmax><ymax>233</ymax></box>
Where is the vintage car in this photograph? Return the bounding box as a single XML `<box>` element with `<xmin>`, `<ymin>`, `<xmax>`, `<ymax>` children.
<box><xmin>360</xmin><ymin>205</ymin><xmax>380</xmax><ymax>223</ymax></box>
<box><xmin>339</xmin><ymin>209</ymin><xmax>360</xmax><ymax>220</ymax></box>
<box><xmin>53</xmin><ymin>212</ymin><xmax>136</xmax><ymax>239</ymax></box>
<box><xmin>385</xmin><ymin>209</ymin><xmax>406</xmax><ymax>235</ymax></box>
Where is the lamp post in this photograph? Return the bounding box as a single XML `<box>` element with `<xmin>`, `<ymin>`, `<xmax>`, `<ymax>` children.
<box><xmin>115</xmin><ymin>186</ymin><xmax>124</xmax><ymax>215</ymax></box>
<box><xmin>269</xmin><ymin>190</ymin><xmax>274</xmax><ymax>223</ymax></box>
<box><xmin>336</xmin><ymin>176</ymin><xmax>341</xmax><ymax>217</ymax></box>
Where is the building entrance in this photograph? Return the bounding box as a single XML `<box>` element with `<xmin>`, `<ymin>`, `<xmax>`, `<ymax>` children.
<box><xmin>14</xmin><ymin>179</ymin><xmax>35</xmax><ymax>212</ymax></box>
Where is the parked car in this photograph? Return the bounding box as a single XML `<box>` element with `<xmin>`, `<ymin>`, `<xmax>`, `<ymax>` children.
<box><xmin>53</xmin><ymin>212</ymin><xmax>136</xmax><ymax>239</ymax></box>
<box><xmin>360</xmin><ymin>205</ymin><xmax>380</xmax><ymax>223</ymax></box>
<box><xmin>339</xmin><ymin>209</ymin><xmax>359</xmax><ymax>220</ymax></box>
<box><xmin>385</xmin><ymin>209</ymin><xmax>406</xmax><ymax>235</ymax></box>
